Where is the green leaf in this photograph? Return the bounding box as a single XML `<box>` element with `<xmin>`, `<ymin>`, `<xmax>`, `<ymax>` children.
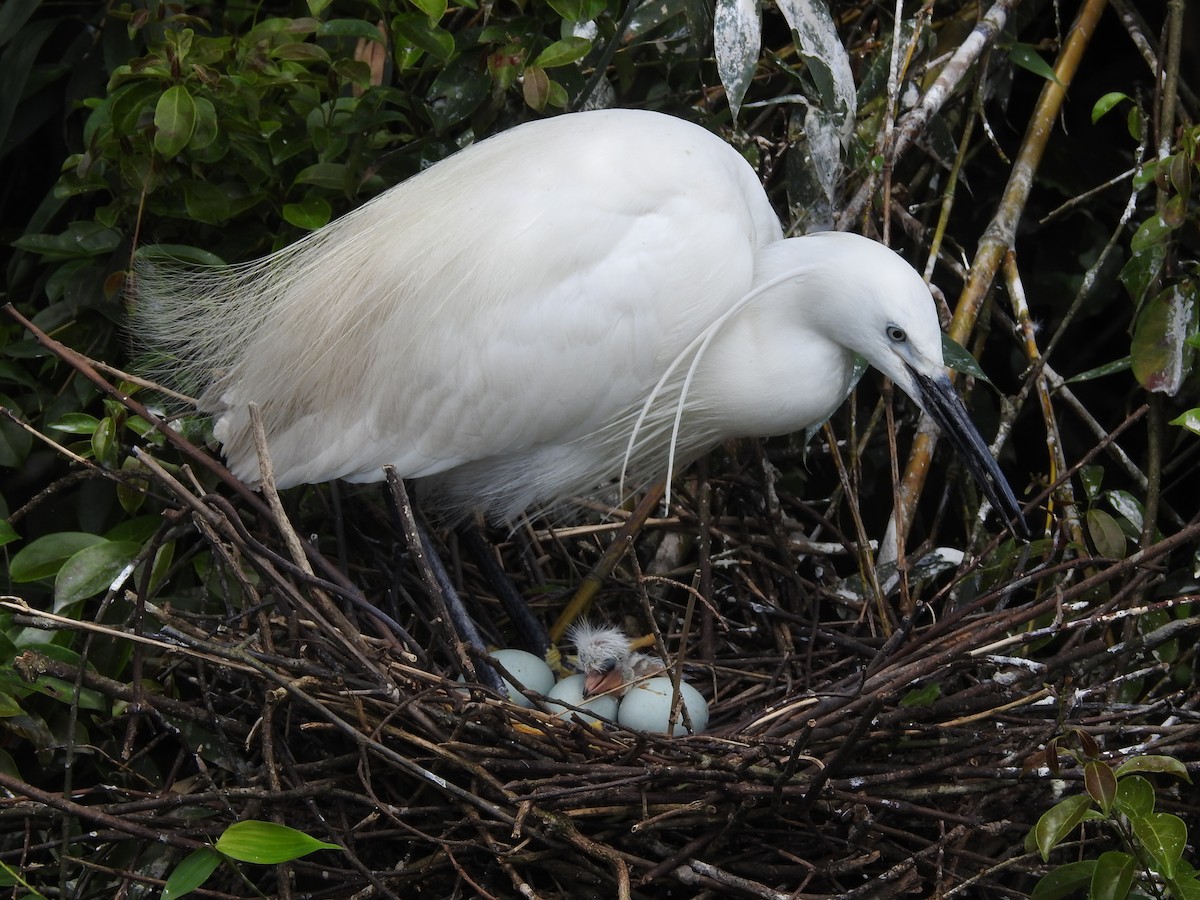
<box><xmin>1169</xmin><ymin>408</ymin><xmax>1200</xmax><ymax>435</ymax></box>
<box><xmin>546</xmin><ymin>79</ymin><xmax>568</xmax><ymax>109</ymax></box>
<box><xmin>1079</xmin><ymin>465</ymin><xmax>1103</xmax><ymax>503</ymax></box>
<box><xmin>214</xmin><ymin>821</ymin><xmax>340</xmax><ymax>864</ymax></box>
<box><xmin>1120</xmin><ymin>243</ymin><xmax>1166</xmax><ymax>307</ymax></box>
<box><xmin>294</xmin><ymin>163</ymin><xmax>348</xmax><ymax>190</ymax></box>
<box><xmin>282</xmin><ymin>197</ymin><xmax>332</xmax><ymax>230</ymax></box>
<box><xmin>162</xmin><ymin>848</ymin><xmax>223</xmax><ymax>900</ymax></box>
<box><xmin>1103</xmin><ymin>490</ymin><xmax>1144</xmax><ymax>534</ymax></box>
<box><xmin>1131</xmin><ymin>285</ymin><xmax>1197</xmax><ymax>395</ymax></box>
<box><xmin>47</xmin><ymin>413</ymin><xmax>101</xmax><ymax>435</ymax></box>
<box><xmin>1031</xmin><ymin>860</ymin><xmax>1095</xmax><ymax>899</ymax></box>
<box><xmin>1114</xmin><ymin>775</ymin><xmax>1155</xmax><ymax>818</ymax></box>
<box><xmin>136</xmin><ymin>244</ymin><xmax>227</xmax><ymax>268</ymax></box>
<box><xmin>1085</xmin><ymin>509</ymin><xmax>1126</xmax><ymax>559</ymax></box>
<box><xmin>1114</xmin><ymin>755</ymin><xmax>1192</xmax><ymax>783</ymax></box>
<box><xmin>546</xmin><ymin>0</ymin><xmax>586</xmax><ymax>19</ymax></box>
<box><xmin>189</xmin><ymin>96</ymin><xmax>219</xmax><ymax>151</ymax></box>
<box><xmin>1008</xmin><ymin>43</ymin><xmax>1061</xmax><ymax>85</ymax></box>
<box><xmin>1131</xmin><ymin>215</ymin><xmax>1174</xmax><ymax>253</ymax></box>
<box><xmin>54</xmin><ymin>540</ymin><xmax>142</xmax><ymax>611</ymax></box>
<box><xmin>12</xmin><ymin>222</ymin><xmax>123</xmax><ymax>261</ymax></box>
<box><xmin>9</xmin><ymin>532</ymin><xmax>106</xmax><ymax>582</ymax></box>
<box><xmin>154</xmin><ymin>85</ymin><xmax>198</xmax><ymax>159</ymax></box>
<box><xmin>91</xmin><ymin>416</ymin><xmax>118</xmax><ymax>469</ymax></box>
<box><xmin>1167</xmin><ymin>864</ymin><xmax>1200</xmax><ymax>900</ymax></box>
<box><xmin>0</xmin><ymin>693</ymin><xmax>23</xmax><ymax>717</ymax></box>
<box><xmin>900</xmin><ymin>682</ymin><xmax>940</xmax><ymax>707</ymax></box>
<box><xmin>1091</xmin><ymin>851</ymin><xmax>1135</xmax><ymax>900</ymax></box>
<box><xmin>1131</xmin><ymin>812</ymin><xmax>1186</xmax><ymax>878</ymax></box>
<box><xmin>392</xmin><ymin>13</ymin><xmax>455</xmax><ymax>62</ymax></box>
<box><xmin>0</xmin><ymin>520</ymin><xmax>19</xmax><ymax>549</ymax></box>
<box><xmin>1091</xmin><ymin>91</ymin><xmax>1130</xmax><ymax>124</ymax></box>
<box><xmin>409</xmin><ymin>0</ymin><xmax>448</xmax><ymax>22</ymax></box>
<box><xmin>534</xmin><ymin>37</ymin><xmax>592</xmax><ymax>68</ymax></box>
<box><xmin>1065</xmin><ymin>357</ymin><xmax>1131</xmax><ymax>384</ymax></box>
<box><xmin>116</xmin><ymin>457</ymin><xmax>150</xmax><ymax>516</ymax></box>
<box><xmin>183</xmin><ymin>180</ymin><xmax>233</xmax><ymax>225</ymax></box>
<box><xmin>1032</xmin><ymin>794</ymin><xmax>1093</xmax><ymax>861</ymax></box>
<box><xmin>318</xmin><ymin>19</ymin><xmax>387</xmax><ymax>41</ymax></box>
<box><xmin>941</xmin><ymin>334</ymin><xmax>993</xmax><ymax>384</ymax></box>
<box><xmin>31</xmin><ymin>675</ymin><xmax>106</xmax><ymax>710</ymax></box>
<box><xmin>426</xmin><ymin>56</ymin><xmax>490</xmax><ymax>130</ymax></box>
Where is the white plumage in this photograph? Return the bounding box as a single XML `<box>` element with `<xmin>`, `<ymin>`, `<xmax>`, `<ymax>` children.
<box><xmin>132</xmin><ymin>108</ymin><xmax>1023</xmax><ymax>530</ymax></box>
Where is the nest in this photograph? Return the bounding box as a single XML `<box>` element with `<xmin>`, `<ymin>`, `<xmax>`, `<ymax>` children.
<box><xmin>8</xmin><ymin>369</ymin><xmax>1198</xmax><ymax>898</ymax></box>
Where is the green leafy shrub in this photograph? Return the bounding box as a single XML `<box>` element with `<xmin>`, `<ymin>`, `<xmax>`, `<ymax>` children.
<box><xmin>1026</xmin><ymin>730</ymin><xmax>1197</xmax><ymax>900</ymax></box>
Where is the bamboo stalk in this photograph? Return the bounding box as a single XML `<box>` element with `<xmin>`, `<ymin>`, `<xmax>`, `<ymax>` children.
<box><xmin>884</xmin><ymin>0</ymin><xmax>1109</xmax><ymax>554</ymax></box>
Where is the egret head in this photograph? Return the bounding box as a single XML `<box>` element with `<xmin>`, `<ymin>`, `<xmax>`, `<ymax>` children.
<box><xmin>568</xmin><ymin>621</ymin><xmax>633</xmax><ymax>696</ymax></box>
<box><xmin>567</xmin><ymin>622</ymin><xmax>667</xmax><ymax>696</ymax></box>
<box><xmin>800</xmin><ymin>233</ymin><xmax>1026</xmax><ymax>536</ymax></box>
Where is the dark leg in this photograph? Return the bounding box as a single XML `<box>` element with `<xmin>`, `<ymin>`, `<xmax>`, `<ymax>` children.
<box><xmin>457</xmin><ymin>522</ymin><xmax>549</xmax><ymax>659</ymax></box>
<box><xmin>384</xmin><ymin>468</ymin><xmax>504</xmax><ymax>692</ymax></box>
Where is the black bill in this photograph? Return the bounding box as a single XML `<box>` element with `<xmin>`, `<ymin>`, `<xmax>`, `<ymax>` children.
<box><xmin>912</xmin><ymin>370</ymin><xmax>1028</xmax><ymax>538</ymax></box>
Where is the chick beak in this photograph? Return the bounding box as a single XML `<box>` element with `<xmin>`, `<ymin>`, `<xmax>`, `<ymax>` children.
<box><xmin>584</xmin><ymin>663</ymin><xmax>625</xmax><ymax>697</ymax></box>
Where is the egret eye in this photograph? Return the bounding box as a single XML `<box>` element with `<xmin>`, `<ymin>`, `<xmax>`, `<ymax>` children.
<box><xmin>886</xmin><ymin>325</ymin><xmax>907</xmax><ymax>343</ymax></box>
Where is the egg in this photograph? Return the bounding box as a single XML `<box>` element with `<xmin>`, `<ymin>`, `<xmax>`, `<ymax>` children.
<box><xmin>617</xmin><ymin>677</ymin><xmax>709</xmax><ymax>735</ymax></box>
<box><xmin>482</xmin><ymin>648</ymin><xmax>555</xmax><ymax>707</ymax></box>
<box><xmin>544</xmin><ymin>674</ymin><xmax>619</xmax><ymax>725</ymax></box>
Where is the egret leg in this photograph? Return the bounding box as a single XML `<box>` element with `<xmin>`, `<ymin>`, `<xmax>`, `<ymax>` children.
<box><xmin>547</xmin><ymin>481</ymin><xmax>667</xmax><ymax>643</ymax></box>
<box><xmin>457</xmin><ymin>523</ymin><xmax>549</xmax><ymax>659</ymax></box>
<box><xmin>384</xmin><ymin>469</ymin><xmax>505</xmax><ymax>692</ymax></box>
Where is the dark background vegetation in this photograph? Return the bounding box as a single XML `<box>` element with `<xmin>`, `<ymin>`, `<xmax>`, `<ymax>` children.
<box><xmin>1</xmin><ymin>0</ymin><xmax>1197</xmax><ymax>897</ymax></box>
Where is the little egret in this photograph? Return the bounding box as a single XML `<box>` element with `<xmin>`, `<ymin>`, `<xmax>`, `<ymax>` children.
<box><xmin>133</xmin><ymin>107</ymin><xmax>1024</xmax><ymax>538</ymax></box>
<box><xmin>567</xmin><ymin>621</ymin><xmax>663</xmax><ymax>696</ymax></box>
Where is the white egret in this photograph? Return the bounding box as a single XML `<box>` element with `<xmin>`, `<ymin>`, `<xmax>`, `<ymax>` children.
<box><xmin>131</xmin><ymin>108</ymin><xmax>1025</xmax><ymax>537</ymax></box>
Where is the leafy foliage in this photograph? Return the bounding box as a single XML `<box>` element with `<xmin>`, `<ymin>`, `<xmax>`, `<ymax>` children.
<box><xmin>1093</xmin><ymin>95</ymin><xmax>1200</xmax><ymax>405</ymax></box>
<box><xmin>1025</xmin><ymin>731</ymin><xmax>1197</xmax><ymax>900</ymax></box>
<box><xmin>1</xmin><ymin>0</ymin><xmax>1198</xmax><ymax>897</ymax></box>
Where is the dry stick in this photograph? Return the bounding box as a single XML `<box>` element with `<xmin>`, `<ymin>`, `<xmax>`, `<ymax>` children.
<box><xmin>1043</xmin><ymin>365</ymin><xmax>1146</xmax><ymax>492</ymax></box>
<box><xmin>1109</xmin><ymin>0</ymin><xmax>1198</xmax><ymax>123</ymax></box>
<box><xmin>759</xmin><ymin>545</ymin><xmax>1134</xmax><ymax>738</ymax></box>
<box><xmin>131</xmin><ymin>448</ymin><xmax>400</xmax><ymax>686</ymax></box>
<box><xmin>843</xmin><ymin>0</ymin><xmax>1018</xmax><ymax>227</ymax></box>
<box><xmin>1135</xmin><ymin>0</ymin><xmax>1187</xmax><ymax>633</ymax></box>
<box><xmin>1002</xmin><ymin>252</ymin><xmax>1083</xmax><ymax>546</ymax></box>
<box><xmin>696</xmin><ymin>458</ymin><xmax>715</xmax><ymax>666</ymax></box>
<box><xmin>247</xmin><ymin>402</ymin><xmax>392</xmax><ymax>673</ymax></box>
<box><xmin>885</xmin><ymin>0</ymin><xmax>1109</xmax><ymax>549</ymax></box>
<box><xmin>548</xmin><ymin>480</ymin><xmax>667</xmax><ymax>643</ymax></box>
<box><xmin>154</xmin><ymin>619</ymin><xmax>527</xmax><ymax>831</ymax></box>
<box><xmin>878</xmin><ymin>0</ymin><xmax>920</xmax><ymax>247</ymax></box>
<box><xmin>923</xmin><ymin>76</ymin><xmax>981</xmax><ymax>283</ymax></box>
<box><xmin>824</xmin><ymin>421</ymin><xmax>890</xmax><ymax>634</ymax></box>
<box><xmin>0</xmin><ymin>770</ymin><xmax>207</xmax><ymax>852</ymax></box>
<box><xmin>674</xmin><ymin>858</ymin><xmax>792</xmax><ymax>900</ymax></box>
<box><xmin>7</xmin><ymin>643</ymin><xmax>250</xmax><ymax>736</ymax></box>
